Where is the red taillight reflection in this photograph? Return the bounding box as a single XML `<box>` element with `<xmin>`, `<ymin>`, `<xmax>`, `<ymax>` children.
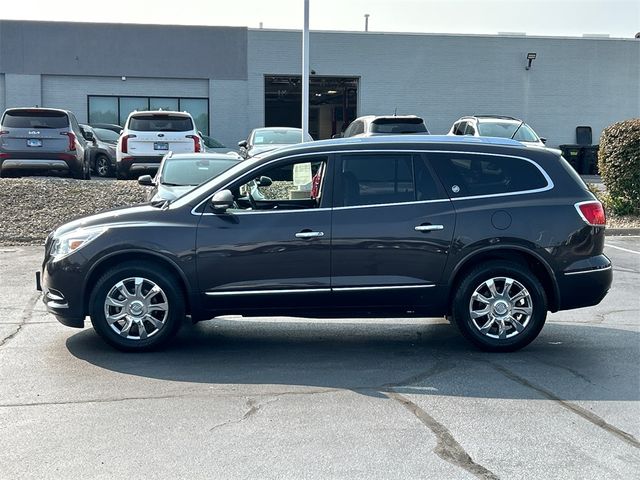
<box><xmin>61</xmin><ymin>132</ymin><xmax>76</xmax><ymax>151</ymax></box>
<box><xmin>187</xmin><ymin>135</ymin><xmax>201</xmax><ymax>153</ymax></box>
<box><xmin>576</xmin><ymin>201</ymin><xmax>606</xmax><ymax>227</ymax></box>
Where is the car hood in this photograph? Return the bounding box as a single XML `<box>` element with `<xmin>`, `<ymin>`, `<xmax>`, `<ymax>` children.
<box><xmin>151</xmin><ymin>184</ymin><xmax>197</xmax><ymax>203</ymax></box>
<box><xmin>52</xmin><ymin>203</ymin><xmax>164</xmax><ymax>237</ymax></box>
<box><xmin>248</xmin><ymin>144</ymin><xmax>290</xmax><ymax>156</ymax></box>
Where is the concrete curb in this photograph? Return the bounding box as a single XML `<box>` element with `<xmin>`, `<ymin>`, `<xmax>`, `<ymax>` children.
<box><xmin>605</xmin><ymin>228</ymin><xmax>640</xmax><ymax>236</ymax></box>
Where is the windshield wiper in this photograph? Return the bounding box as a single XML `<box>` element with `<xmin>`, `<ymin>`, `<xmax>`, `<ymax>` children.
<box><xmin>510</xmin><ymin>121</ymin><xmax>525</xmax><ymax>140</ymax></box>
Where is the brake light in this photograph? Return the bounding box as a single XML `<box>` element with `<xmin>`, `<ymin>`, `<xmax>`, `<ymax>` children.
<box><xmin>187</xmin><ymin>135</ymin><xmax>201</xmax><ymax>153</ymax></box>
<box><xmin>0</xmin><ymin>131</ymin><xmax>9</xmax><ymax>135</ymax></box>
<box><xmin>575</xmin><ymin>201</ymin><xmax>606</xmax><ymax>227</ymax></box>
<box><xmin>61</xmin><ymin>132</ymin><xmax>76</xmax><ymax>151</ymax></box>
<box><xmin>121</xmin><ymin>134</ymin><xmax>136</xmax><ymax>154</ymax></box>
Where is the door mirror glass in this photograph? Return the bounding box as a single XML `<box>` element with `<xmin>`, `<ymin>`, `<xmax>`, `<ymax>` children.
<box><xmin>138</xmin><ymin>175</ymin><xmax>154</xmax><ymax>186</ymax></box>
<box><xmin>238</xmin><ymin>140</ymin><xmax>248</xmax><ymax>148</ymax></box>
<box><xmin>539</xmin><ymin>137</ymin><xmax>547</xmax><ymax>144</ymax></box>
<box><xmin>257</xmin><ymin>176</ymin><xmax>272</xmax><ymax>187</ymax></box>
<box><xmin>210</xmin><ymin>189</ymin><xmax>234</xmax><ymax>212</ymax></box>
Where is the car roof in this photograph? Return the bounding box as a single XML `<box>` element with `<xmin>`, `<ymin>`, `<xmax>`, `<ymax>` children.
<box><xmin>459</xmin><ymin>115</ymin><xmax>523</xmax><ymax>123</ymax></box>
<box><xmin>166</xmin><ymin>152</ymin><xmax>241</xmax><ymax>161</ymax></box>
<box><xmin>4</xmin><ymin>107</ymin><xmax>70</xmax><ymax>115</ymax></box>
<box><xmin>127</xmin><ymin>110</ymin><xmax>192</xmax><ymax>117</ymax></box>
<box><xmin>355</xmin><ymin>114</ymin><xmax>423</xmax><ymax>122</ymax></box>
<box><xmin>253</xmin><ymin>127</ymin><xmax>302</xmax><ymax>132</ymax></box>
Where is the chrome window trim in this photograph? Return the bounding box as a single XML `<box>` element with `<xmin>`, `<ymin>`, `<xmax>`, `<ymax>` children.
<box><xmin>563</xmin><ymin>265</ymin><xmax>612</xmax><ymax>276</ymax></box>
<box><xmin>191</xmin><ymin>149</ymin><xmax>553</xmax><ymax>216</ymax></box>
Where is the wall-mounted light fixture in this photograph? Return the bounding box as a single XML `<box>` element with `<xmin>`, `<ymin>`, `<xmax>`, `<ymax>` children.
<box><xmin>121</xmin><ymin>76</ymin><xmax>127</xmax><ymax>81</ymax></box>
<box><xmin>525</xmin><ymin>52</ymin><xmax>537</xmax><ymax>70</ymax></box>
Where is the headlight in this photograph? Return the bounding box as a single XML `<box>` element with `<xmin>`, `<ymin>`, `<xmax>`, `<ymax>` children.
<box><xmin>50</xmin><ymin>226</ymin><xmax>107</xmax><ymax>260</ymax></box>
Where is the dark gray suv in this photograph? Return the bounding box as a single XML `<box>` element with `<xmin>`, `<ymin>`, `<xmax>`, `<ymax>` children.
<box><xmin>37</xmin><ymin>135</ymin><xmax>611</xmax><ymax>352</ymax></box>
<box><xmin>0</xmin><ymin>108</ymin><xmax>91</xmax><ymax>179</ymax></box>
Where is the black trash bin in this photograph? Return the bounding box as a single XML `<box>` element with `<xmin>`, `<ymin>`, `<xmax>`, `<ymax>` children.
<box><xmin>581</xmin><ymin>145</ymin><xmax>599</xmax><ymax>175</ymax></box>
<box><xmin>559</xmin><ymin>144</ymin><xmax>583</xmax><ymax>172</ymax></box>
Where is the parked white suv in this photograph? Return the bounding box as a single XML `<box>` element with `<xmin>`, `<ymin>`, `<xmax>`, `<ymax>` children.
<box><xmin>116</xmin><ymin>110</ymin><xmax>202</xmax><ymax>179</ymax></box>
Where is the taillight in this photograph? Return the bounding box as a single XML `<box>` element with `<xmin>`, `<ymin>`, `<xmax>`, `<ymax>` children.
<box><xmin>121</xmin><ymin>134</ymin><xmax>136</xmax><ymax>154</ymax></box>
<box><xmin>0</xmin><ymin>130</ymin><xmax>9</xmax><ymax>135</ymax></box>
<box><xmin>60</xmin><ymin>132</ymin><xmax>76</xmax><ymax>151</ymax></box>
<box><xmin>575</xmin><ymin>201</ymin><xmax>606</xmax><ymax>227</ymax></box>
<box><xmin>187</xmin><ymin>135</ymin><xmax>201</xmax><ymax>153</ymax></box>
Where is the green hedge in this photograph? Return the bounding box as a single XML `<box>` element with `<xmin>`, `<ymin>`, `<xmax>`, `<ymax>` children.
<box><xmin>598</xmin><ymin>119</ymin><xmax>640</xmax><ymax>215</ymax></box>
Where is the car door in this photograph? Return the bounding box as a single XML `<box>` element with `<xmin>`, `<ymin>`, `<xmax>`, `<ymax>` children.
<box><xmin>195</xmin><ymin>154</ymin><xmax>333</xmax><ymax>315</ymax></box>
<box><xmin>330</xmin><ymin>151</ymin><xmax>455</xmax><ymax>312</ymax></box>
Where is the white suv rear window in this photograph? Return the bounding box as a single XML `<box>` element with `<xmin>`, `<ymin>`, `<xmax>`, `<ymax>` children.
<box><xmin>128</xmin><ymin>114</ymin><xmax>193</xmax><ymax>132</ymax></box>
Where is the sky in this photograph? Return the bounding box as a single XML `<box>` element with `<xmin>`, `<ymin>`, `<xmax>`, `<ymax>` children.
<box><xmin>0</xmin><ymin>0</ymin><xmax>638</xmax><ymax>38</ymax></box>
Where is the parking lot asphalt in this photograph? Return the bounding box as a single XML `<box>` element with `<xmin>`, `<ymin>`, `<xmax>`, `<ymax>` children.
<box><xmin>0</xmin><ymin>238</ymin><xmax>638</xmax><ymax>479</ymax></box>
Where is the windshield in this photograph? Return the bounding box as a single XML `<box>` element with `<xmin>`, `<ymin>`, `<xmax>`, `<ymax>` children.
<box><xmin>128</xmin><ymin>114</ymin><xmax>193</xmax><ymax>132</ymax></box>
<box><xmin>2</xmin><ymin>110</ymin><xmax>68</xmax><ymax>129</ymax></box>
<box><xmin>477</xmin><ymin>121</ymin><xmax>539</xmax><ymax>142</ymax></box>
<box><xmin>161</xmin><ymin>157</ymin><xmax>239</xmax><ymax>187</ymax></box>
<box><xmin>92</xmin><ymin>127</ymin><xmax>120</xmax><ymax>143</ymax></box>
<box><xmin>252</xmin><ymin>129</ymin><xmax>311</xmax><ymax>145</ymax></box>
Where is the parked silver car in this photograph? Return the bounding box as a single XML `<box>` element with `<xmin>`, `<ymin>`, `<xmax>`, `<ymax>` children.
<box><xmin>138</xmin><ymin>152</ymin><xmax>241</xmax><ymax>202</ymax></box>
<box><xmin>80</xmin><ymin>124</ymin><xmax>119</xmax><ymax>177</ymax></box>
<box><xmin>238</xmin><ymin>127</ymin><xmax>313</xmax><ymax>159</ymax></box>
<box><xmin>0</xmin><ymin>108</ymin><xmax>91</xmax><ymax>179</ymax></box>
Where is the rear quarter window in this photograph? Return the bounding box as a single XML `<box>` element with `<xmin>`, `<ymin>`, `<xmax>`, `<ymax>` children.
<box><xmin>128</xmin><ymin>114</ymin><xmax>193</xmax><ymax>132</ymax></box>
<box><xmin>2</xmin><ymin>110</ymin><xmax>69</xmax><ymax>129</ymax></box>
<box><xmin>432</xmin><ymin>153</ymin><xmax>549</xmax><ymax>197</ymax></box>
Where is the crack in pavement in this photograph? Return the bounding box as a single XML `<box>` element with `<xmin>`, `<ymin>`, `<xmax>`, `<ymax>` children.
<box><xmin>386</xmin><ymin>391</ymin><xmax>500</xmax><ymax>480</ymax></box>
<box><xmin>0</xmin><ymin>388</ymin><xmax>340</xmax><ymax>409</ymax></box>
<box><xmin>488</xmin><ymin>362</ymin><xmax>640</xmax><ymax>450</ymax></box>
<box><xmin>0</xmin><ymin>292</ymin><xmax>40</xmax><ymax>349</ymax></box>
<box><xmin>209</xmin><ymin>397</ymin><xmax>279</xmax><ymax>432</ymax></box>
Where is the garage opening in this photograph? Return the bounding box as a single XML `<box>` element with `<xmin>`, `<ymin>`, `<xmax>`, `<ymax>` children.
<box><xmin>265</xmin><ymin>76</ymin><xmax>358</xmax><ymax>140</ymax></box>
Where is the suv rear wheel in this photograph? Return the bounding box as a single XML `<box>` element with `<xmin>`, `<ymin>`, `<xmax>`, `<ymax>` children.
<box><xmin>451</xmin><ymin>261</ymin><xmax>547</xmax><ymax>352</ymax></box>
<box><xmin>89</xmin><ymin>261</ymin><xmax>185</xmax><ymax>351</ymax></box>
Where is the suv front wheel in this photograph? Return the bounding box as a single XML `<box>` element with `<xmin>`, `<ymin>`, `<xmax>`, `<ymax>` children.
<box><xmin>451</xmin><ymin>261</ymin><xmax>547</xmax><ymax>352</ymax></box>
<box><xmin>89</xmin><ymin>261</ymin><xmax>185</xmax><ymax>351</ymax></box>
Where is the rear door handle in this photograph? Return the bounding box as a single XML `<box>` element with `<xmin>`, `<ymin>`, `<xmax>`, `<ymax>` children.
<box><xmin>415</xmin><ymin>224</ymin><xmax>444</xmax><ymax>232</ymax></box>
<box><xmin>295</xmin><ymin>231</ymin><xmax>325</xmax><ymax>239</ymax></box>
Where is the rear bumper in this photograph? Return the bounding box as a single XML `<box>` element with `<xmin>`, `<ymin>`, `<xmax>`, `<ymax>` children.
<box><xmin>557</xmin><ymin>255</ymin><xmax>613</xmax><ymax>310</ymax></box>
<box><xmin>0</xmin><ymin>153</ymin><xmax>82</xmax><ymax>172</ymax></box>
<box><xmin>118</xmin><ymin>156</ymin><xmax>162</xmax><ymax>174</ymax></box>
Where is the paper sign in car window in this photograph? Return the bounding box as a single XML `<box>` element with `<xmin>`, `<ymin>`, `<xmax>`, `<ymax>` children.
<box><xmin>254</xmin><ymin>136</ymin><xmax>264</xmax><ymax>143</ymax></box>
<box><xmin>293</xmin><ymin>163</ymin><xmax>312</xmax><ymax>186</ymax></box>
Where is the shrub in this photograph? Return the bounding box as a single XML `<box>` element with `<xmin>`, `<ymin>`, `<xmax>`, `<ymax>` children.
<box><xmin>598</xmin><ymin>119</ymin><xmax>640</xmax><ymax>215</ymax></box>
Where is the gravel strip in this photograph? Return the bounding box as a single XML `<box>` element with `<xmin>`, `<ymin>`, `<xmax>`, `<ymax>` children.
<box><xmin>0</xmin><ymin>177</ymin><xmax>638</xmax><ymax>246</ymax></box>
<box><xmin>0</xmin><ymin>178</ymin><xmax>148</xmax><ymax>246</ymax></box>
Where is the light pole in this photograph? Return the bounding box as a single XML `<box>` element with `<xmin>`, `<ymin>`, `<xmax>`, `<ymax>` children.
<box><xmin>301</xmin><ymin>0</ymin><xmax>310</xmax><ymax>142</ymax></box>
<box><xmin>364</xmin><ymin>14</ymin><xmax>370</xmax><ymax>32</ymax></box>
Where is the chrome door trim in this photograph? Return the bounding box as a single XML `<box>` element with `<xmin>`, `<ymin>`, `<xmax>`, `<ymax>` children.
<box><xmin>332</xmin><ymin>284</ymin><xmax>435</xmax><ymax>292</ymax></box>
<box><xmin>206</xmin><ymin>288</ymin><xmax>331</xmax><ymax>296</ymax></box>
<box><xmin>563</xmin><ymin>265</ymin><xmax>612</xmax><ymax>276</ymax></box>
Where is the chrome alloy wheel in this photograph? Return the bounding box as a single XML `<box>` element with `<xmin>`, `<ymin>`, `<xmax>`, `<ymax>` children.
<box><xmin>96</xmin><ymin>156</ymin><xmax>110</xmax><ymax>177</ymax></box>
<box><xmin>103</xmin><ymin>277</ymin><xmax>169</xmax><ymax>340</ymax></box>
<box><xmin>468</xmin><ymin>276</ymin><xmax>533</xmax><ymax>340</ymax></box>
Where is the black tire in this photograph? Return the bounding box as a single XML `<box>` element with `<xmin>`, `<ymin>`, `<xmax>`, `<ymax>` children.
<box><xmin>89</xmin><ymin>261</ymin><xmax>185</xmax><ymax>351</ymax></box>
<box><xmin>94</xmin><ymin>155</ymin><xmax>112</xmax><ymax>177</ymax></box>
<box><xmin>451</xmin><ymin>261</ymin><xmax>547</xmax><ymax>352</ymax></box>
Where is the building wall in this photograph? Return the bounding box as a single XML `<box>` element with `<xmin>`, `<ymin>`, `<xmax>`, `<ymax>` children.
<box><xmin>248</xmin><ymin>30</ymin><xmax>640</xmax><ymax>146</ymax></box>
<box><xmin>4</xmin><ymin>74</ymin><xmax>42</xmax><ymax>109</ymax></box>
<box><xmin>0</xmin><ymin>74</ymin><xmax>5</xmax><ymax>114</ymax></box>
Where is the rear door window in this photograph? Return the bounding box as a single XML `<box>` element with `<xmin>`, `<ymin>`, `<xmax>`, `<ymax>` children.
<box><xmin>431</xmin><ymin>153</ymin><xmax>549</xmax><ymax>197</ymax></box>
<box><xmin>128</xmin><ymin>114</ymin><xmax>193</xmax><ymax>132</ymax></box>
<box><xmin>2</xmin><ymin>110</ymin><xmax>69</xmax><ymax>129</ymax></box>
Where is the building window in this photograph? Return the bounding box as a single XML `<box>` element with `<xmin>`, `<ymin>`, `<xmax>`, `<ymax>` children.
<box><xmin>88</xmin><ymin>95</ymin><xmax>209</xmax><ymax>134</ymax></box>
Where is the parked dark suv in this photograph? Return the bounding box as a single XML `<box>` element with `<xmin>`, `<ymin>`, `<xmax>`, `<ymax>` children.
<box><xmin>0</xmin><ymin>108</ymin><xmax>91</xmax><ymax>179</ymax></box>
<box><xmin>37</xmin><ymin>135</ymin><xmax>611</xmax><ymax>352</ymax></box>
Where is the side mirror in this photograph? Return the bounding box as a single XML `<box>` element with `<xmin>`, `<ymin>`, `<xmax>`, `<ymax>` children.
<box><xmin>83</xmin><ymin>131</ymin><xmax>95</xmax><ymax>141</ymax></box>
<box><xmin>540</xmin><ymin>137</ymin><xmax>547</xmax><ymax>144</ymax></box>
<box><xmin>138</xmin><ymin>175</ymin><xmax>154</xmax><ymax>186</ymax></box>
<box><xmin>210</xmin><ymin>189</ymin><xmax>234</xmax><ymax>213</ymax></box>
<box><xmin>257</xmin><ymin>176</ymin><xmax>272</xmax><ymax>187</ymax></box>
<box><xmin>332</xmin><ymin>133</ymin><xmax>343</xmax><ymax>139</ymax></box>
<box><xmin>238</xmin><ymin>140</ymin><xmax>248</xmax><ymax>148</ymax></box>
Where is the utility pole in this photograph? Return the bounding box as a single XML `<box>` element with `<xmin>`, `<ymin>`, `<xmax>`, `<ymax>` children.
<box><xmin>364</xmin><ymin>14</ymin><xmax>370</xmax><ymax>32</ymax></box>
<box><xmin>302</xmin><ymin>0</ymin><xmax>310</xmax><ymax>142</ymax></box>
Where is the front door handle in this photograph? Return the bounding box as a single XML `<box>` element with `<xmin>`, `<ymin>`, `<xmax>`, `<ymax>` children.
<box><xmin>295</xmin><ymin>231</ymin><xmax>325</xmax><ymax>239</ymax></box>
<box><xmin>415</xmin><ymin>224</ymin><xmax>444</xmax><ymax>232</ymax></box>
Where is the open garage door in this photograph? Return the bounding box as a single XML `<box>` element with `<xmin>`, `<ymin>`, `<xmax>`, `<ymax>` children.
<box><xmin>265</xmin><ymin>76</ymin><xmax>358</xmax><ymax>140</ymax></box>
